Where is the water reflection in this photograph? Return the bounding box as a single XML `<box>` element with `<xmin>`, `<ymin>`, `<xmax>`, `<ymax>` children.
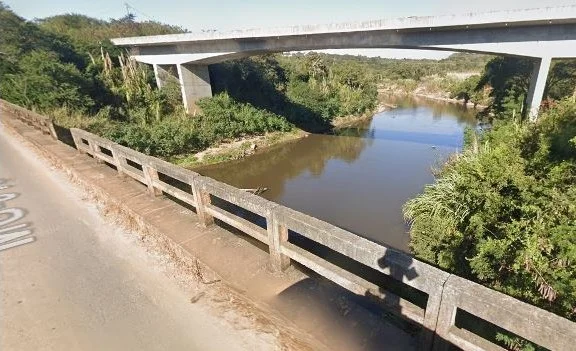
<box><xmin>384</xmin><ymin>94</ymin><xmax>477</xmax><ymax>123</ymax></box>
<box><xmin>197</xmin><ymin>95</ymin><xmax>477</xmax><ymax>252</ymax></box>
<box><xmin>198</xmin><ymin>118</ymin><xmax>373</xmax><ymax>200</ymax></box>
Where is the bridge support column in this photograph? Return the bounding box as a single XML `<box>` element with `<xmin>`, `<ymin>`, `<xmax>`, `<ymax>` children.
<box><xmin>153</xmin><ymin>64</ymin><xmax>177</xmax><ymax>89</ymax></box>
<box><xmin>176</xmin><ymin>64</ymin><xmax>212</xmax><ymax>115</ymax></box>
<box><xmin>526</xmin><ymin>57</ymin><xmax>551</xmax><ymax>121</ymax></box>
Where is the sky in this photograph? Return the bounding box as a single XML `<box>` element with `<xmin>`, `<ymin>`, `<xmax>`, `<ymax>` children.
<box><xmin>5</xmin><ymin>0</ymin><xmax>576</xmax><ymax>59</ymax></box>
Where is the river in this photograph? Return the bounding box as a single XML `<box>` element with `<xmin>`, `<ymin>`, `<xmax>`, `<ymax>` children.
<box><xmin>197</xmin><ymin>95</ymin><xmax>477</xmax><ymax>252</ymax></box>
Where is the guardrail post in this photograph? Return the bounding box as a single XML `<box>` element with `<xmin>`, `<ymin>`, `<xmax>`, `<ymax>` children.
<box><xmin>418</xmin><ymin>275</ymin><xmax>450</xmax><ymax>351</ymax></box>
<box><xmin>143</xmin><ymin>163</ymin><xmax>162</xmax><ymax>197</ymax></box>
<box><xmin>70</xmin><ymin>134</ymin><xmax>86</xmax><ymax>154</ymax></box>
<box><xmin>47</xmin><ymin>120</ymin><xmax>57</xmax><ymax>140</ymax></box>
<box><xmin>191</xmin><ymin>177</ymin><xmax>214</xmax><ymax>227</ymax></box>
<box><xmin>110</xmin><ymin>147</ymin><xmax>125</xmax><ymax>177</ymax></box>
<box><xmin>91</xmin><ymin>143</ymin><xmax>104</xmax><ymax>164</ymax></box>
<box><xmin>267</xmin><ymin>209</ymin><xmax>290</xmax><ymax>272</ymax></box>
<box><xmin>431</xmin><ymin>276</ymin><xmax>472</xmax><ymax>351</ymax></box>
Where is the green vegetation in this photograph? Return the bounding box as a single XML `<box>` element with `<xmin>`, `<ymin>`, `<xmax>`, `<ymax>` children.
<box><xmin>445</xmin><ymin>56</ymin><xmax>576</xmax><ymax>117</ymax></box>
<box><xmin>0</xmin><ymin>3</ymin><xmax>379</xmax><ymax>160</ymax></box>
<box><xmin>38</xmin><ymin>13</ymin><xmax>185</xmax><ymax>55</ymax></box>
<box><xmin>402</xmin><ymin>48</ymin><xmax>576</xmax><ymax>351</ymax></box>
<box><xmin>2</xmin><ymin>1</ymin><xmax>575</xmax><ymax>347</ymax></box>
<box><xmin>334</xmin><ymin>52</ymin><xmax>494</xmax><ymax>104</ymax></box>
<box><xmin>449</xmin><ymin>75</ymin><xmax>486</xmax><ymax>105</ymax></box>
<box><xmin>208</xmin><ymin>53</ymin><xmax>378</xmax><ymax>132</ymax></box>
<box><xmin>319</xmin><ymin>52</ymin><xmax>490</xmax><ymax>80</ymax></box>
<box><xmin>372</xmin><ymin>53</ymin><xmax>576</xmax><ymax>115</ymax></box>
<box><xmin>0</xmin><ymin>1</ymin><xmax>498</xmax><ymax>164</ymax></box>
<box><xmin>405</xmin><ymin>97</ymin><xmax>576</xmax><ymax>329</ymax></box>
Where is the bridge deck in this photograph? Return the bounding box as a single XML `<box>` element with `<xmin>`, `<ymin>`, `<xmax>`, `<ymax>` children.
<box><xmin>113</xmin><ymin>6</ymin><xmax>576</xmax><ymax>46</ymax></box>
<box><xmin>1</xmin><ymin>114</ymin><xmax>417</xmax><ymax>351</ymax></box>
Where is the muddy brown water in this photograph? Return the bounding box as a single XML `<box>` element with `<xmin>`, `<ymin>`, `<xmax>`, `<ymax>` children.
<box><xmin>197</xmin><ymin>95</ymin><xmax>477</xmax><ymax>252</ymax></box>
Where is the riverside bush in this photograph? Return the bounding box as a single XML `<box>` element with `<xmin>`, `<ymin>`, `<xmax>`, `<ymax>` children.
<box><xmin>404</xmin><ymin>99</ymin><xmax>576</xmax><ymax>322</ymax></box>
<box><xmin>101</xmin><ymin>119</ymin><xmax>202</xmax><ymax>157</ymax></box>
<box><xmin>194</xmin><ymin>93</ymin><xmax>293</xmax><ymax>143</ymax></box>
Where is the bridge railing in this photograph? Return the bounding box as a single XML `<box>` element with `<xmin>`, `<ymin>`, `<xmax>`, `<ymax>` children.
<box><xmin>59</xmin><ymin>126</ymin><xmax>576</xmax><ymax>351</ymax></box>
<box><xmin>434</xmin><ymin>275</ymin><xmax>575</xmax><ymax>351</ymax></box>
<box><xmin>0</xmin><ymin>99</ymin><xmax>57</xmax><ymax>140</ymax></box>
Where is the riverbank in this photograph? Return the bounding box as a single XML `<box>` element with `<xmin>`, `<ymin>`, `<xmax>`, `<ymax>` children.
<box><xmin>198</xmin><ymin>95</ymin><xmax>478</xmax><ymax>251</ymax></box>
<box><xmin>378</xmin><ymin>89</ymin><xmax>488</xmax><ymax>111</ymax></box>
<box><xmin>412</xmin><ymin>93</ymin><xmax>488</xmax><ymax>110</ymax></box>
<box><xmin>177</xmin><ymin>101</ymin><xmax>394</xmax><ymax>169</ymax></box>
<box><xmin>170</xmin><ymin>129</ymin><xmax>309</xmax><ymax>168</ymax></box>
<box><xmin>99</xmin><ymin>69</ymin><xmax>492</xmax><ymax>172</ymax></box>
<box><xmin>331</xmin><ymin>101</ymin><xmax>395</xmax><ymax>129</ymax></box>
<box><xmin>377</xmin><ymin>73</ymin><xmax>492</xmax><ymax>111</ymax></box>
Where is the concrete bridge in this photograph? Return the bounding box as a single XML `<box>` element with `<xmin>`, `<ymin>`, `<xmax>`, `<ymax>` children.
<box><xmin>112</xmin><ymin>6</ymin><xmax>576</xmax><ymax>119</ymax></box>
<box><xmin>3</xmin><ymin>99</ymin><xmax>576</xmax><ymax>351</ymax></box>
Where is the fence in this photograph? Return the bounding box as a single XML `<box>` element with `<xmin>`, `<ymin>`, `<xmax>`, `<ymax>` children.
<box><xmin>67</xmin><ymin>128</ymin><xmax>575</xmax><ymax>351</ymax></box>
<box><xmin>0</xmin><ymin>100</ymin><xmax>57</xmax><ymax>139</ymax></box>
<box><xmin>435</xmin><ymin>275</ymin><xmax>575</xmax><ymax>351</ymax></box>
<box><xmin>3</xmin><ymin>100</ymin><xmax>573</xmax><ymax>350</ymax></box>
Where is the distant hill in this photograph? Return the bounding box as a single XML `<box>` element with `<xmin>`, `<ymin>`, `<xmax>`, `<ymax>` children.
<box><xmin>290</xmin><ymin>52</ymin><xmax>491</xmax><ymax>82</ymax></box>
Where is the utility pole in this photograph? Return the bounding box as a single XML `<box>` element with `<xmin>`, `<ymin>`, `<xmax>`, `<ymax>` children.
<box><xmin>123</xmin><ymin>2</ymin><xmax>135</xmax><ymax>23</ymax></box>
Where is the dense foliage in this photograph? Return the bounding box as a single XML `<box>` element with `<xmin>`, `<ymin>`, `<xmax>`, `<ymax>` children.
<box><xmin>0</xmin><ymin>2</ymin><xmax>183</xmax><ymax>116</ymax></box>
<box><xmin>0</xmin><ymin>3</ymin><xmax>381</xmax><ymax>158</ymax></box>
<box><xmin>0</xmin><ymin>1</ymin><xmax>497</xmax><ymax>162</ymax></box>
<box><xmin>404</xmin><ymin>99</ymin><xmax>576</xmax><ymax>323</ymax></box>
<box><xmin>38</xmin><ymin>13</ymin><xmax>185</xmax><ymax>55</ymax></box>
<box><xmin>451</xmin><ymin>56</ymin><xmax>576</xmax><ymax>118</ymax></box>
<box><xmin>3</xmin><ymin>2</ymin><xmax>576</xmax><ymax>347</ymax></box>
<box><xmin>319</xmin><ymin>52</ymin><xmax>491</xmax><ymax>81</ymax></box>
<box><xmin>209</xmin><ymin>53</ymin><xmax>378</xmax><ymax>132</ymax></box>
<box><xmin>449</xmin><ymin>75</ymin><xmax>486</xmax><ymax>105</ymax></box>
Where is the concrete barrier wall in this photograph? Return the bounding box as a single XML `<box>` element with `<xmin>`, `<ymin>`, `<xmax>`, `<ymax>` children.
<box><xmin>434</xmin><ymin>275</ymin><xmax>576</xmax><ymax>351</ymax></box>
<box><xmin>0</xmin><ymin>100</ymin><xmax>57</xmax><ymax>139</ymax></box>
<box><xmin>65</xmin><ymin>127</ymin><xmax>576</xmax><ymax>351</ymax></box>
<box><xmin>3</xmin><ymin>101</ymin><xmax>573</xmax><ymax>350</ymax></box>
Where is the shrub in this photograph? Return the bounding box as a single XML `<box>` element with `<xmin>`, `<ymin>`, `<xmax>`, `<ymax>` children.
<box><xmin>103</xmin><ymin>118</ymin><xmax>203</xmax><ymax>157</ymax></box>
<box><xmin>194</xmin><ymin>93</ymin><xmax>293</xmax><ymax>144</ymax></box>
<box><xmin>404</xmin><ymin>99</ymin><xmax>576</xmax><ymax>321</ymax></box>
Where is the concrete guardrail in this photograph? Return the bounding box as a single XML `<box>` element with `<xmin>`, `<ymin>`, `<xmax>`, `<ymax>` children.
<box><xmin>0</xmin><ymin>100</ymin><xmax>57</xmax><ymax>140</ymax></box>
<box><xmin>67</xmin><ymin>128</ymin><xmax>575</xmax><ymax>351</ymax></box>
<box><xmin>3</xmin><ymin>100</ymin><xmax>573</xmax><ymax>350</ymax></box>
<box><xmin>435</xmin><ymin>275</ymin><xmax>575</xmax><ymax>351</ymax></box>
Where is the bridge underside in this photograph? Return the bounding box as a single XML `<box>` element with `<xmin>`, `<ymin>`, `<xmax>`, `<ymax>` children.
<box><xmin>127</xmin><ymin>22</ymin><xmax>576</xmax><ymax>118</ymax></box>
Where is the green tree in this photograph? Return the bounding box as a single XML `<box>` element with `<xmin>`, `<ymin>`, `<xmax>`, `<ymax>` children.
<box><xmin>474</xmin><ymin>56</ymin><xmax>576</xmax><ymax>119</ymax></box>
<box><xmin>449</xmin><ymin>75</ymin><xmax>482</xmax><ymax>104</ymax></box>
<box><xmin>1</xmin><ymin>50</ymin><xmax>95</xmax><ymax>110</ymax></box>
<box><xmin>547</xmin><ymin>60</ymin><xmax>576</xmax><ymax>100</ymax></box>
<box><xmin>476</xmin><ymin>56</ymin><xmax>533</xmax><ymax>117</ymax></box>
<box><xmin>404</xmin><ymin>99</ymin><xmax>576</xmax><ymax>322</ymax></box>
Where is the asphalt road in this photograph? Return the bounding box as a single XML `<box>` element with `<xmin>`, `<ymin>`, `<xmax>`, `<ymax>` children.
<box><xmin>0</xmin><ymin>123</ymin><xmax>278</xmax><ymax>350</ymax></box>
